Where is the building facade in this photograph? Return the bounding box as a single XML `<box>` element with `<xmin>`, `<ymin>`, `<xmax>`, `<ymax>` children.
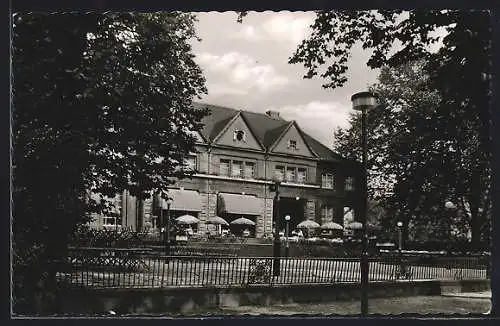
<box><xmin>89</xmin><ymin>103</ymin><xmax>363</xmax><ymax>238</ymax></box>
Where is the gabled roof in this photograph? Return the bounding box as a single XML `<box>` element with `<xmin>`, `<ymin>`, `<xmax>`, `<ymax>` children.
<box><xmin>269</xmin><ymin>120</ymin><xmax>318</xmax><ymax>158</ymax></box>
<box><xmin>240</xmin><ymin>110</ymin><xmax>288</xmax><ymax>146</ymax></box>
<box><xmin>211</xmin><ymin>111</ymin><xmax>241</xmax><ymax>144</ymax></box>
<box><xmin>193</xmin><ymin>103</ymin><xmax>238</xmax><ymax>142</ymax></box>
<box><xmin>302</xmin><ymin>133</ymin><xmax>342</xmax><ymax>162</ymax></box>
<box><xmin>193</xmin><ymin>102</ymin><xmax>345</xmax><ymax>162</ymax></box>
<box><xmin>263</xmin><ymin>122</ymin><xmax>291</xmax><ymax>148</ymax></box>
<box><xmin>211</xmin><ymin>111</ymin><xmax>265</xmax><ymax>150</ymax></box>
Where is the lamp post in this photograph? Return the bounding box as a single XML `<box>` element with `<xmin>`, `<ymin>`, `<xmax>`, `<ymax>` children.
<box><xmin>445</xmin><ymin>201</ymin><xmax>456</xmax><ymax>248</ymax></box>
<box><xmin>351</xmin><ymin>91</ymin><xmax>378</xmax><ymax>315</ymax></box>
<box><xmin>165</xmin><ymin>197</ymin><xmax>172</xmax><ymax>255</ymax></box>
<box><xmin>270</xmin><ymin>177</ymin><xmax>281</xmax><ymax>276</ymax></box>
<box><xmin>284</xmin><ymin>215</ymin><xmax>291</xmax><ymax>257</ymax></box>
<box><xmin>397</xmin><ymin>221</ymin><xmax>403</xmax><ymax>255</ymax></box>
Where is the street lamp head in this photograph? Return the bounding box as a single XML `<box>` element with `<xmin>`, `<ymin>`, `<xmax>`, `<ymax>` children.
<box><xmin>351</xmin><ymin>91</ymin><xmax>378</xmax><ymax>111</ymax></box>
<box><xmin>272</xmin><ymin>174</ymin><xmax>282</xmax><ymax>184</ymax></box>
<box><xmin>445</xmin><ymin>201</ymin><xmax>456</xmax><ymax>209</ymax></box>
<box><xmin>295</xmin><ymin>196</ymin><xmax>300</xmax><ymax>201</ymax></box>
<box><xmin>284</xmin><ymin>215</ymin><xmax>291</xmax><ymax>221</ymax></box>
<box><xmin>397</xmin><ymin>221</ymin><xmax>403</xmax><ymax>227</ymax></box>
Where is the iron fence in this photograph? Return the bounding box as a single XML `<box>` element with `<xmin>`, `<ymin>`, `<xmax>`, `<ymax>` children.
<box><xmin>57</xmin><ymin>248</ymin><xmax>489</xmax><ymax>289</ymax></box>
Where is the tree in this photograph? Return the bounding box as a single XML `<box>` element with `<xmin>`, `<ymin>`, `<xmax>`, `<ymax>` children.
<box><xmin>12</xmin><ymin>12</ymin><xmax>207</xmax><ymax>314</ymax></box>
<box><xmin>288</xmin><ymin>10</ymin><xmax>491</xmax><ymax>248</ymax></box>
<box><xmin>333</xmin><ymin>60</ymin><xmax>491</xmax><ymax>247</ymax></box>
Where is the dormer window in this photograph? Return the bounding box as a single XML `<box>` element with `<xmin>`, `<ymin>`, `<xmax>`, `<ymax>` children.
<box><xmin>233</xmin><ymin>130</ymin><xmax>246</xmax><ymax>142</ymax></box>
<box><xmin>288</xmin><ymin>139</ymin><xmax>298</xmax><ymax>150</ymax></box>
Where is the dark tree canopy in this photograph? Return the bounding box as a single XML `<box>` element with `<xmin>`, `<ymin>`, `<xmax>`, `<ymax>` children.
<box><xmin>12</xmin><ymin>12</ymin><xmax>207</xmax><ymax>313</ymax></box>
<box><xmin>286</xmin><ymin>10</ymin><xmax>492</xmax><ymax>247</ymax></box>
<box><xmin>334</xmin><ymin>60</ymin><xmax>491</xmax><ymax>245</ymax></box>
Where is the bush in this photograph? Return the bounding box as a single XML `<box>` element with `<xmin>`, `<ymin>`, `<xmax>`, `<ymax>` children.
<box><xmin>404</xmin><ymin>240</ymin><xmax>490</xmax><ymax>255</ymax></box>
<box><xmin>69</xmin><ymin>225</ymin><xmax>147</xmax><ymax>248</ymax></box>
<box><xmin>289</xmin><ymin>241</ymin><xmax>366</xmax><ymax>258</ymax></box>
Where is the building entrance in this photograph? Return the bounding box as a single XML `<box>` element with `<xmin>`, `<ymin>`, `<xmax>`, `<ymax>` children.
<box><xmin>279</xmin><ymin>197</ymin><xmax>306</xmax><ymax>235</ymax></box>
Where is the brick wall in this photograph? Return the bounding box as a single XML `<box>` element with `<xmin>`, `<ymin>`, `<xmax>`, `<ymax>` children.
<box><xmin>98</xmin><ymin>158</ymin><xmax>362</xmax><ymax>236</ymax></box>
<box><xmin>198</xmin><ymin>191</ymin><xmax>218</xmax><ymax>233</ymax></box>
<box><xmin>263</xmin><ymin>198</ymin><xmax>274</xmax><ymax>236</ymax></box>
<box><xmin>176</xmin><ymin>176</ymin><xmax>357</xmax><ymax>236</ymax></box>
<box><xmin>109</xmin><ymin>174</ymin><xmax>361</xmax><ymax>237</ymax></box>
<box><xmin>306</xmin><ymin>200</ymin><xmax>316</xmax><ymax>220</ymax></box>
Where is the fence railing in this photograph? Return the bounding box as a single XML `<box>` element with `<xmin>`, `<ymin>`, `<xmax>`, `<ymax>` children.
<box><xmin>57</xmin><ymin>248</ymin><xmax>489</xmax><ymax>289</ymax></box>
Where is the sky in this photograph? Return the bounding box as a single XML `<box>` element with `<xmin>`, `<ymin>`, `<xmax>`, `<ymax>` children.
<box><xmin>189</xmin><ymin>11</ymin><xmax>380</xmax><ymax>149</ymax></box>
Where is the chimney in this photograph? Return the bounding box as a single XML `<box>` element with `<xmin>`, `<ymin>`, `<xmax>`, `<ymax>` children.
<box><xmin>265</xmin><ymin>110</ymin><xmax>280</xmax><ymax>120</ymax></box>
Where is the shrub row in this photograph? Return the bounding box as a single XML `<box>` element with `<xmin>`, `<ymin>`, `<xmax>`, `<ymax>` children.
<box><xmin>69</xmin><ymin>227</ymin><xmax>489</xmax><ymax>257</ymax></box>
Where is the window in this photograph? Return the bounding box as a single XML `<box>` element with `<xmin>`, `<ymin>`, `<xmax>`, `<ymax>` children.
<box><xmin>244</xmin><ymin>162</ymin><xmax>255</xmax><ymax>179</ymax></box>
<box><xmin>103</xmin><ymin>216</ymin><xmax>116</xmax><ymax>226</ymax></box>
<box><xmin>321</xmin><ymin>206</ymin><xmax>334</xmax><ymax>224</ymax></box>
<box><xmin>220</xmin><ymin>159</ymin><xmax>256</xmax><ymax>179</ymax></box>
<box><xmin>233</xmin><ymin>130</ymin><xmax>246</xmax><ymax>142</ymax></box>
<box><xmin>184</xmin><ymin>156</ymin><xmax>196</xmax><ymax>171</ymax></box>
<box><xmin>297</xmin><ymin>168</ymin><xmax>307</xmax><ymax>184</ymax></box>
<box><xmin>285</xmin><ymin>167</ymin><xmax>296</xmax><ymax>182</ymax></box>
<box><xmin>274</xmin><ymin>165</ymin><xmax>285</xmax><ymax>181</ymax></box>
<box><xmin>231</xmin><ymin>161</ymin><xmax>243</xmax><ymax>178</ymax></box>
<box><xmin>345</xmin><ymin>177</ymin><xmax>355</xmax><ymax>191</ymax></box>
<box><xmin>276</xmin><ymin>166</ymin><xmax>307</xmax><ymax>184</ymax></box>
<box><xmin>99</xmin><ymin>194</ymin><xmax>122</xmax><ymax>228</ymax></box>
<box><xmin>151</xmin><ymin>216</ymin><xmax>158</xmax><ymax>229</ymax></box>
<box><xmin>103</xmin><ymin>213</ymin><xmax>120</xmax><ymax>228</ymax></box>
<box><xmin>288</xmin><ymin>139</ymin><xmax>298</xmax><ymax>150</ymax></box>
<box><xmin>322</xmin><ymin>173</ymin><xmax>335</xmax><ymax>189</ymax></box>
<box><xmin>220</xmin><ymin>159</ymin><xmax>230</xmax><ymax>176</ymax></box>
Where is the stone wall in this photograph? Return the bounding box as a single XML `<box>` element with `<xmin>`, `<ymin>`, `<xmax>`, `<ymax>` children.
<box><xmin>55</xmin><ymin>279</ymin><xmax>490</xmax><ymax>315</ymax></box>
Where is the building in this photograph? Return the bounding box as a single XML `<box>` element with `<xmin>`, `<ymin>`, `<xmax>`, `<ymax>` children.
<box><xmin>89</xmin><ymin>103</ymin><xmax>363</xmax><ymax>238</ymax></box>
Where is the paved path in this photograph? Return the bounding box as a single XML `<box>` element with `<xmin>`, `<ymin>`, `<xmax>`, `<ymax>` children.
<box><xmin>131</xmin><ymin>295</ymin><xmax>491</xmax><ymax>316</ymax></box>
<box><xmin>441</xmin><ymin>291</ymin><xmax>491</xmax><ymax>299</ymax></box>
<box><xmin>211</xmin><ymin>295</ymin><xmax>492</xmax><ymax>316</ymax></box>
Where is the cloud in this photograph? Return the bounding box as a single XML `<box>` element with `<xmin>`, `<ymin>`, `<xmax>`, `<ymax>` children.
<box><xmin>209</xmin><ymin>84</ymin><xmax>248</xmax><ymax>96</ymax></box>
<box><xmin>229</xmin><ymin>12</ymin><xmax>314</xmax><ymax>46</ymax></box>
<box><xmin>262</xmin><ymin>13</ymin><xmax>314</xmax><ymax>45</ymax></box>
<box><xmin>273</xmin><ymin>101</ymin><xmax>352</xmax><ymax>148</ymax></box>
<box><xmin>229</xmin><ymin>25</ymin><xmax>264</xmax><ymax>41</ymax></box>
<box><xmin>196</xmin><ymin>51</ymin><xmax>292</xmax><ymax>95</ymax></box>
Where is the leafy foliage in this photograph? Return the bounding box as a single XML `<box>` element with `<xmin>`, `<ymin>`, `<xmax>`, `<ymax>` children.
<box><xmin>288</xmin><ymin>10</ymin><xmax>491</xmax><ymax>247</ymax></box>
<box><xmin>69</xmin><ymin>225</ymin><xmax>147</xmax><ymax>248</ymax></box>
<box><xmin>12</xmin><ymin>12</ymin><xmax>207</xmax><ymax>314</ymax></box>
<box><xmin>290</xmin><ymin>10</ymin><xmax>490</xmax><ymax>90</ymax></box>
<box><xmin>333</xmin><ymin>60</ymin><xmax>491</xmax><ymax>246</ymax></box>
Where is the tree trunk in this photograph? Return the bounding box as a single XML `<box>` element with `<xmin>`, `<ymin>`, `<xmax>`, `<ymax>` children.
<box><xmin>470</xmin><ymin>209</ymin><xmax>482</xmax><ymax>249</ymax></box>
<box><xmin>468</xmin><ymin>186</ymin><xmax>481</xmax><ymax>249</ymax></box>
<box><xmin>402</xmin><ymin>212</ymin><xmax>410</xmax><ymax>246</ymax></box>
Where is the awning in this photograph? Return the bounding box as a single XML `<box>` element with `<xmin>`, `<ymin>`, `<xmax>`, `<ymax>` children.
<box><xmin>161</xmin><ymin>189</ymin><xmax>202</xmax><ymax>212</ymax></box>
<box><xmin>218</xmin><ymin>193</ymin><xmax>261</xmax><ymax>216</ymax></box>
